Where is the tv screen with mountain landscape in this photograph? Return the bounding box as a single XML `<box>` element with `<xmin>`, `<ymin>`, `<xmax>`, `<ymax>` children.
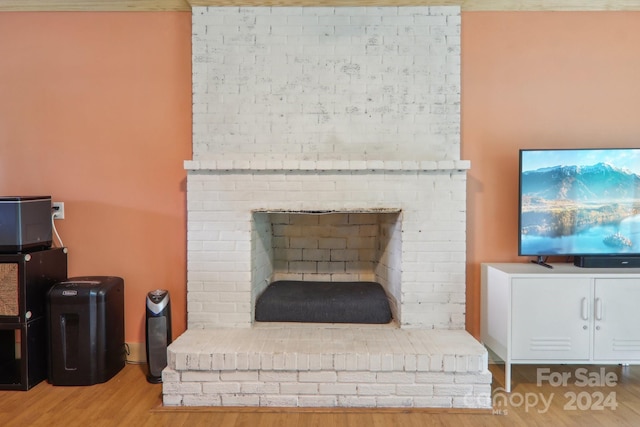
<box><xmin>519</xmin><ymin>148</ymin><xmax>640</xmax><ymax>256</ymax></box>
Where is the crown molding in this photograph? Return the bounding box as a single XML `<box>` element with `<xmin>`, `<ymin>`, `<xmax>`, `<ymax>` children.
<box><xmin>190</xmin><ymin>0</ymin><xmax>640</xmax><ymax>10</ymax></box>
<box><xmin>459</xmin><ymin>0</ymin><xmax>640</xmax><ymax>10</ymax></box>
<box><xmin>0</xmin><ymin>0</ymin><xmax>191</xmax><ymax>11</ymax></box>
<box><xmin>1</xmin><ymin>0</ymin><xmax>639</xmax><ymax>12</ymax></box>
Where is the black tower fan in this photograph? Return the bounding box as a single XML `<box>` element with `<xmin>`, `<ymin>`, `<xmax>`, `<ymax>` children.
<box><xmin>145</xmin><ymin>289</ymin><xmax>171</xmax><ymax>383</ymax></box>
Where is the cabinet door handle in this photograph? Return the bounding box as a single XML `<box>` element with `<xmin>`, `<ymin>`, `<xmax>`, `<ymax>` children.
<box><xmin>595</xmin><ymin>297</ymin><xmax>603</xmax><ymax>321</ymax></box>
<box><xmin>581</xmin><ymin>297</ymin><xmax>589</xmax><ymax>321</ymax></box>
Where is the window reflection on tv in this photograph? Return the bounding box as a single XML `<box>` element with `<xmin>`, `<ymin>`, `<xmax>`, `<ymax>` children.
<box><xmin>519</xmin><ymin>148</ymin><xmax>640</xmax><ymax>256</ymax></box>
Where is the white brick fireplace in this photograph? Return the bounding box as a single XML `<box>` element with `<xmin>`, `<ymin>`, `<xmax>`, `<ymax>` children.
<box><xmin>163</xmin><ymin>6</ymin><xmax>491</xmax><ymax>409</ymax></box>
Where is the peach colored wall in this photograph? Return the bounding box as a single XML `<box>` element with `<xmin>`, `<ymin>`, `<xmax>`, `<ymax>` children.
<box><xmin>0</xmin><ymin>12</ymin><xmax>192</xmax><ymax>346</ymax></box>
<box><xmin>3</xmin><ymin>10</ymin><xmax>640</xmax><ymax>345</ymax></box>
<box><xmin>462</xmin><ymin>12</ymin><xmax>640</xmax><ymax>338</ymax></box>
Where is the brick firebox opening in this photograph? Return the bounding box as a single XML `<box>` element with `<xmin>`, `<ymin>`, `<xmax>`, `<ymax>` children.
<box><xmin>251</xmin><ymin>209</ymin><xmax>402</xmax><ymax>323</ymax></box>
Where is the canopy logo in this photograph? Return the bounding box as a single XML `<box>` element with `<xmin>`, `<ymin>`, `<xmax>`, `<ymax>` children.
<box><xmin>486</xmin><ymin>367</ymin><xmax>619</xmax><ymax>415</ymax></box>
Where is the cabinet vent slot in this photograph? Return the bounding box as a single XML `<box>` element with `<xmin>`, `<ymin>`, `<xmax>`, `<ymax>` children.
<box><xmin>612</xmin><ymin>339</ymin><xmax>640</xmax><ymax>352</ymax></box>
<box><xmin>530</xmin><ymin>338</ymin><xmax>572</xmax><ymax>351</ymax></box>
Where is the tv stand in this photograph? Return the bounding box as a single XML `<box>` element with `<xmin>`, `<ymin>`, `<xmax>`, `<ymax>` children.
<box><xmin>530</xmin><ymin>256</ymin><xmax>553</xmax><ymax>269</ymax></box>
<box><xmin>481</xmin><ymin>263</ymin><xmax>640</xmax><ymax>392</ymax></box>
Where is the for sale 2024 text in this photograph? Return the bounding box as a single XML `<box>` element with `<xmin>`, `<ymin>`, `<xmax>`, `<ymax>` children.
<box><xmin>493</xmin><ymin>367</ymin><xmax>619</xmax><ymax>414</ymax></box>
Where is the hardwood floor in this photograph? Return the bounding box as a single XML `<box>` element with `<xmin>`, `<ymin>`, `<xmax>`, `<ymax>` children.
<box><xmin>1</xmin><ymin>362</ymin><xmax>640</xmax><ymax>426</ymax></box>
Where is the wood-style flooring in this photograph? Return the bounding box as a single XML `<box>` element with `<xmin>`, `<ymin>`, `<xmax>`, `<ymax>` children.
<box><xmin>1</xmin><ymin>362</ymin><xmax>640</xmax><ymax>426</ymax></box>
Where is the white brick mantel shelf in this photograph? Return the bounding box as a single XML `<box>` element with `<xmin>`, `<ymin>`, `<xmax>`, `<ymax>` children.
<box><xmin>184</xmin><ymin>159</ymin><xmax>471</xmax><ymax>172</ymax></box>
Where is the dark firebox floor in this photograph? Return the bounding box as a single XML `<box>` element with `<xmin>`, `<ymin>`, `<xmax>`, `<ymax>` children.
<box><xmin>254</xmin><ymin>280</ymin><xmax>392</xmax><ymax>324</ymax></box>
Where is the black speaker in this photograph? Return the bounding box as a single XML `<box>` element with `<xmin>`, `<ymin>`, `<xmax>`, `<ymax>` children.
<box><xmin>145</xmin><ymin>289</ymin><xmax>171</xmax><ymax>384</ymax></box>
<box><xmin>574</xmin><ymin>256</ymin><xmax>640</xmax><ymax>268</ymax></box>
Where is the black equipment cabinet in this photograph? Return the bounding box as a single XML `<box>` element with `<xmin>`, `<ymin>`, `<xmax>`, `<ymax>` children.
<box><xmin>0</xmin><ymin>319</ymin><xmax>47</xmax><ymax>390</ymax></box>
<box><xmin>0</xmin><ymin>247</ymin><xmax>68</xmax><ymax>324</ymax></box>
<box><xmin>0</xmin><ymin>248</ymin><xmax>68</xmax><ymax>390</ymax></box>
<box><xmin>48</xmin><ymin>276</ymin><xmax>125</xmax><ymax>386</ymax></box>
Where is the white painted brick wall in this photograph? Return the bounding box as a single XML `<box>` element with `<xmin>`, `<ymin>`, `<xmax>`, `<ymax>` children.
<box><xmin>186</xmin><ymin>167</ymin><xmax>467</xmax><ymax>329</ymax></box>
<box><xmin>192</xmin><ymin>6</ymin><xmax>460</xmax><ymax>162</ymax></box>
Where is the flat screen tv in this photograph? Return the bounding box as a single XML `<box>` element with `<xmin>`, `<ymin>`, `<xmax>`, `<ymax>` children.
<box><xmin>519</xmin><ymin>148</ymin><xmax>640</xmax><ymax>267</ymax></box>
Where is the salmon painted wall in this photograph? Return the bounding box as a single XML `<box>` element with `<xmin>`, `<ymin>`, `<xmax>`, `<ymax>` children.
<box><xmin>2</xmin><ymin>10</ymin><xmax>640</xmax><ymax>347</ymax></box>
<box><xmin>462</xmin><ymin>12</ymin><xmax>640</xmax><ymax>338</ymax></box>
<box><xmin>0</xmin><ymin>12</ymin><xmax>192</xmax><ymax>355</ymax></box>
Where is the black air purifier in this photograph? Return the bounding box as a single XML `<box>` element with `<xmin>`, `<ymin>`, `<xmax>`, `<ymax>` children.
<box><xmin>145</xmin><ymin>289</ymin><xmax>171</xmax><ymax>383</ymax></box>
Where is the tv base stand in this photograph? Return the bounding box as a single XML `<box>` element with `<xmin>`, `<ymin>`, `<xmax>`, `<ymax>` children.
<box><xmin>530</xmin><ymin>256</ymin><xmax>553</xmax><ymax>269</ymax></box>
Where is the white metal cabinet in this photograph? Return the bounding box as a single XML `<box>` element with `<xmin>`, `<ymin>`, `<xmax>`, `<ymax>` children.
<box><xmin>511</xmin><ymin>277</ymin><xmax>591</xmax><ymax>360</ymax></box>
<box><xmin>481</xmin><ymin>263</ymin><xmax>640</xmax><ymax>392</ymax></box>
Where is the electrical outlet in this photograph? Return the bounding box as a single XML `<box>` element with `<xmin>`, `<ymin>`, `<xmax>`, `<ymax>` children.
<box><xmin>52</xmin><ymin>202</ymin><xmax>65</xmax><ymax>220</ymax></box>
